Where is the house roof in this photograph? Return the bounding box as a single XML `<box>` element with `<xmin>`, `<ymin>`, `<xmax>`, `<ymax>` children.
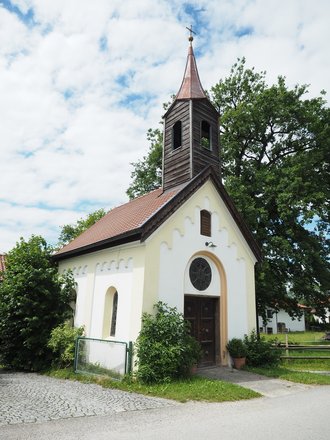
<box><xmin>54</xmin><ymin>185</ymin><xmax>183</xmax><ymax>259</ymax></box>
<box><xmin>54</xmin><ymin>166</ymin><xmax>262</xmax><ymax>262</ymax></box>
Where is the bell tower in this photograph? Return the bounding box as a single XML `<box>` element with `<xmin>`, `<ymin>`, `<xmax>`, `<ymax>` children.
<box><xmin>162</xmin><ymin>33</ymin><xmax>221</xmax><ymax>191</ymax></box>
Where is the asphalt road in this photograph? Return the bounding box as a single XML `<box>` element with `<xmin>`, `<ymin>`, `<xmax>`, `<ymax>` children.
<box><xmin>1</xmin><ymin>384</ymin><xmax>329</xmax><ymax>440</ymax></box>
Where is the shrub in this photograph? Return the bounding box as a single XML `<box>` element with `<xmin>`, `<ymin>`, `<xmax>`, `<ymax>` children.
<box><xmin>244</xmin><ymin>330</ymin><xmax>281</xmax><ymax>367</ymax></box>
<box><xmin>48</xmin><ymin>323</ymin><xmax>84</xmax><ymax>368</ymax></box>
<box><xmin>226</xmin><ymin>338</ymin><xmax>248</xmax><ymax>358</ymax></box>
<box><xmin>135</xmin><ymin>302</ymin><xmax>201</xmax><ymax>384</ymax></box>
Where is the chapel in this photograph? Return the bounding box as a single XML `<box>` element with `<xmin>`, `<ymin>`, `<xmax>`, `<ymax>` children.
<box><xmin>54</xmin><ymin>34</ymin><xmax>261</xmax><ymax>368</ymax></box>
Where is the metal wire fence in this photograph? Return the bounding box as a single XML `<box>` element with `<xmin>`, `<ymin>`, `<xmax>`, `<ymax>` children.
<box><xmin>74</xmin><ymin>337</ymin><xmax>133</xmax><ymax>380</ymax></box>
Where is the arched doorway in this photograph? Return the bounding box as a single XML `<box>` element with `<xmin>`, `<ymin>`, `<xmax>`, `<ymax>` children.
<box><xmin>184</xmin><ymin>252</ymin><xmax>228</xmax><ymax>366</ymax></box>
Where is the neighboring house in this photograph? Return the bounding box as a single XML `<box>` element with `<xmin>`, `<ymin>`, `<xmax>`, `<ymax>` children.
<box><xmin>258</xmin><ymin>307</ymin><xmax>306</xmax><ymax>334</ymax></box>
<box><xmin>0</xmin><ymin>254</ymin><xmax>5</xmax><ymax>281</ymax></box>
<box><xmin>54</xmin><ymin>38</ymin><xmax>261</xmax><ymax>367</ymax></box>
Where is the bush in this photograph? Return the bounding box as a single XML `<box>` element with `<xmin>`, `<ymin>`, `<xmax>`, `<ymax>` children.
<box><xmin>48</xmin><ymin>323</ymin><xmax>84</xmax><ymax>368</ymax></box>
<box><xmin>226</xmin><ymin>338</ymin><xmax>248</xmax><ymax>358</ymax></box>
<box><xmin>244</xmin><ymin>330</ymin><xmax>281</xmax><ymax>367</ymax></box>
<box><xmin>0</xmin><ymin>236</ymin><xmax>75</xmax><ymax>371</ymax></box>
<box><xmin>135</xmin><ymin>302</ymin><xmax>201</xmax><ymax>384</ymax></box>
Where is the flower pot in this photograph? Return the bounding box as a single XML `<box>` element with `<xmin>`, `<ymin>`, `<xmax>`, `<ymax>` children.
<box><xmin>190</xmin><ymin>364</ymin><xmax>198</xmax><ymax>375</ymax></box>
<box><xmin>232</xmin><ymin>357</ymin><xmax>246</xmax><ymax>369</ymax></box>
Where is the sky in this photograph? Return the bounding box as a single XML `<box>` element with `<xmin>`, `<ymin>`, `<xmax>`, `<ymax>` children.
<box><xmin>0</xmin><ymin>0</ymin><xmax>329</xmax><ymax>253</ymax></box>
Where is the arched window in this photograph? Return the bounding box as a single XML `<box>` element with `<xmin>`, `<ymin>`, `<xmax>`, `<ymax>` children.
<box><xmin>110</xmin><ymin>291</ymin><xmax>118</xmax><ymax>336</ymax></box>
<box><xmin>67</xmin><ymin>286</ymin><xmax>77</xmax><ymax>327</ymax></box>
<box><xmin>173</xmin><ymin>121</ymin><xmax>182</xmax><ymax>150</ymax></box>
<box><xmin>103</xmin><ymin>287</ymin><xmax>118</xmax><ymax>338</ymax></box>
<box><xmin>200</xmin><ymin>210</ymin><xmax>211</xmax><ymax>236</ymax></box>
<box><xmin>201</xmin><ymin>120</ymin><xmax>211</xmax><ymax>149</ymax></box>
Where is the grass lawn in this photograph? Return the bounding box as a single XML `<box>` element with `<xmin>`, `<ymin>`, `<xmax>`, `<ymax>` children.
<box><xmin>263</xmin><ymin>331</ymin><xmax>329</xmax><ymax>344</ymax></box>
<box><xmin>46</xmin><ymin>368</ymin><xmax>260</xmax><ymax>403</ymax></box>
<box><xmin>281</xmin><ymin>357</ymin><xmax>330</xmax><ymax>371</ymax></box>
<box><xmin>246</xmin><ymin>365</ymin><xmax>330</xmax><ymax>385</ymax></box>
<box><xmin>247</xmin><ymin>331</ymin><xmax>330</xmax><ymax>384</ymax></box>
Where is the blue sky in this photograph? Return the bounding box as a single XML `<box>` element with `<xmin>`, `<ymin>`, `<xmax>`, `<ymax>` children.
<box><xmin>0</xmin><ymin>0</ymin><xmax>330</xmax><ymax>252</ymax></box>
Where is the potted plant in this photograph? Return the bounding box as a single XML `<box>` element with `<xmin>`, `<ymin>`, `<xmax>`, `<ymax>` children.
<box><xmin>185</xmin><ymin>335</ymin><xmax>202</xmax><ymax>376</ymax></box>
<box><xmin>226</xmin><ymin>338</ymin><xmax>248</xmax><ymax>369</ymax></box>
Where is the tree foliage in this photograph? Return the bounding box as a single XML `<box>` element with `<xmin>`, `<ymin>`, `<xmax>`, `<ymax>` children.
<box><xmin>58</xmin><ymin>208</ymin><xmax>107</xmax><ymax>247</ymax></box>
<box><xmin>211</xmin><ymin>58</ymin><xmax>329</xmax><ymax>317</ymax></box>
<box><xmin>126</xmin><ymin>59</ymin><xmax>330</xmax><ymax>317</ymax></box>
<box><xmin>0</xmin><ymin>236</ymin><xmax>75</xmax><ymax>371</ymax></box>
<box><xmin>126</xmin><ymin>128</ymin><xmax>163</xmax><ymax>200</ymax></box>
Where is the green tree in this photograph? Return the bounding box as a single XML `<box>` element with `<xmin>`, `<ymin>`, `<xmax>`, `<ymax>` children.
<box><xmin>126</xmin><ymin>128</ymin><xmax>163</xmax><ymax>200</ymax></box>
<box><xmin>0</xmin><ymin>236</ymin><xmax>75</xmax><ymax>371</ymax></box>
<box><xmin>126</xmin><ymin>59</ymin><xmax>330</xmax><ymax>318</ymax></box>
<box><xmin>58</xmin><ymin>208</ymin><xmax>107</xmax><ymax>247</ymax></box>
<box><xmin>211</xmin><ymin>58</ymin><xmax>329</xmax><ymax>318</ymax></box>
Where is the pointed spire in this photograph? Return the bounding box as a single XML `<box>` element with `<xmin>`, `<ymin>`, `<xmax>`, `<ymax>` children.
<box><xmin>176</xmin><ymin>33</ymin><xmax>207</xmax><ymax>100</ymax></box>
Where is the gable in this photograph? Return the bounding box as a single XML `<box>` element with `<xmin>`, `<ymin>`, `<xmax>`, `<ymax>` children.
<box><xmin>141</xmin><ymin>167</ymin><xmax>261</xmax><ymax>262</ymax></box>
<box><xmin>146</xmin><ymin>179</ymin><xmax>260</xmax><ymax>264</ymax></box>
<box><xmin>54</xmin><ymin>166</ymin><xmax>261</xmax><ymax>262</ymax></box>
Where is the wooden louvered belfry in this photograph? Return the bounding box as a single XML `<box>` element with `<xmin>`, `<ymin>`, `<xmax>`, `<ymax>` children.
<box><xmin>162</xmin><ymin>37</ymin><xmax>221</xmax><ymax>191</ymax></box>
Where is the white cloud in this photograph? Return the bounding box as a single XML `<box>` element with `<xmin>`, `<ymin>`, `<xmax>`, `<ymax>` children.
<box><xmin>1</xmin><ymin>0</ymin><xmax>329</xmax><ymax>252</ymax></box>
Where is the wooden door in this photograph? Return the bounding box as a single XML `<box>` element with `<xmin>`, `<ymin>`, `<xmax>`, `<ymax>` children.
<box><xmin>184</xmin><ymin>296</ymin><xmax>218</xmax><ymax>367</ymax></box>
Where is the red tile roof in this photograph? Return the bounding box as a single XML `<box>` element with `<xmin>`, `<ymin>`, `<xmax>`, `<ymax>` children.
<box><xmin>55</xmin><ymin>186</ymin><xmax>181</xmax><ymax>257</ymax></box>
<box><xmin>54</xmin><ymin>167</ymin><xmax>262</xmax><ymax>262</ymax></box>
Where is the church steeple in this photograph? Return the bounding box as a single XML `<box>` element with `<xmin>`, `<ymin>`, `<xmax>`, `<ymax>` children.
<box><xmin>162</xmin><ymin>33</ymin><xmax>221</xmax><ymax>191</ymax></box>
<box><xmin>176</xmin><ymin>42</ymin><xmax>207</xmax><ymax>100</ymax></box>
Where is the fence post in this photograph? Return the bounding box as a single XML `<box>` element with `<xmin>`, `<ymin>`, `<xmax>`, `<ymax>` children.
<box><xmin>127</xmin><ymin>341</ymin><xmax>133</xmax><ymax>374</ymax></box>
<box><xmin>74</xmin><ymin>337</ymin><xmax>80</xmax><ymax>372</ymax></box>
<box><xmin>285</xmin><ymin>333</ymin><xmax>289</xmax><ymax>357</ymax></box>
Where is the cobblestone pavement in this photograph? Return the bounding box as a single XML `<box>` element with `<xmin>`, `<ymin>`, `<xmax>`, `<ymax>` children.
<box><xmin>0</xmin><ymin>371</ymin><xmax>176</xmax><ymax>426</ymax></box>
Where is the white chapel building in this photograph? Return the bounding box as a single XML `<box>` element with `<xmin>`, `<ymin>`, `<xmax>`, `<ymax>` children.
<box><xmin>54</xmin><ymin>38</ymin><xmax>261</xmax><ymax>367</ymax></box>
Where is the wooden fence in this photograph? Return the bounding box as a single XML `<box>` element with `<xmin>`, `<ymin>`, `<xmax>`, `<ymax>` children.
<box><xmin>275</xmin><ymin>335</ymin><xmax>330</xmax><ymax>360</ymax></box>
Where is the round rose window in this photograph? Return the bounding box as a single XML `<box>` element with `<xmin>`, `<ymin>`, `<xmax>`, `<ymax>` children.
<box><xmin>189</xmin><ymin>257</ymin><xmax>212</xmax><ymax>291</ymax></box>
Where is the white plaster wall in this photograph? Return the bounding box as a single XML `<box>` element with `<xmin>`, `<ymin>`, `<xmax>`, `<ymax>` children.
<box><xmin>258</xmin><ymin>310</ymin><xmax>306</xmax><ymax>333</ymax></box>
<box><xmin>226</xmin><ymin>258</ymin><xmax>248</xmax><ymax>338</ymax></box>
<box><xmin>145</xmin><ymin>180</ymin><xmax>257</xmax><ymax>340</ymax></box>
<box><xmin>157</xmin><ymin>214</ymin><xmax>248</xmax><ymax>337</ymax></box>
<box><xmin>58</xmin><ymin>179</ymin><xmax>258</xmax><ymax>352</ymax></box>
<box><xmin>58</xmin><ymin>243</ymin><xmax>145</xmax><ymax>345</ymax></box>
<box><xmin>90</xmin><ymin>258</ymin><xmax>133</xmax><ymax>341</ymax></box>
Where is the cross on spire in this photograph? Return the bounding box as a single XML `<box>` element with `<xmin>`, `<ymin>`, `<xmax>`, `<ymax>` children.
<box><xmin>186</xmin><ymin>25</ymin><xmax>196</xmax><ymax>43</ymax></box>
<box><xmin>176</xmin><ymin>26</ymin><xmax>206</xmax><ymax>100</ymax></box>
